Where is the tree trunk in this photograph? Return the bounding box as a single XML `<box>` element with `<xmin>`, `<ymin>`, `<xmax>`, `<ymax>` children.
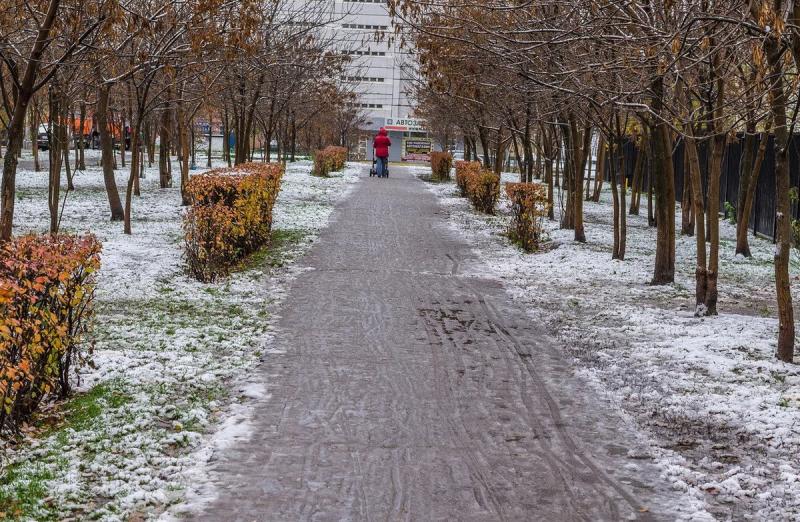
<box><xmin>146</xmin><ymin>119</ymin><xmax>155</xmax><ymax>167</ymax></box>
<box><xmin>478</xmin><ymin>126</ymin><xmax>491</xmax><ymax>167</ymax></box>
<box><xmin>647</xmin><ymin>164</ymin><xmax>655</xmax><ymax>227</ymax></box>
<box><xmin>524</xmin><ymin>109</ymin><xmax>534</xmax><ymax>182</ymax></box>
<box><xmin>592</xmin><ymin>135</ymin><xmax>605</xmax><ymax>202</ymax></box>
<box><xmin>764</xmin><ymin>33</ymin><xmax>795</xmax><ymax>361</ymax></box>
<box><xmin>78</xmin><ymin>100</ymin><xmax>86</xmax><ymax>170</ymax></box>
<box><xmin>48</xmin><ymin>87</ymin><xmax>63</xmax><ymax>234</ymax></box>
<box><xmin>120</xmin><ymin>111</ymin><xmax>126</xmax><ymax>168</ymax></box>
<box><xmin>681</xmin><ymin>147</ymin><xmax>694</xmax><ymax>235</ymax></box>
<box><xmin>651</xmin><ymin>77</ymin><xmax>676</xmax><ymax>284</ymax></box>
<box><xmin>560</xmin><ymin>125</ymin><xmax>574</xmax><ymax>230</ymax></box>
<box><xmin>124</xmin><ymin>118</ymin><xmax>141</xmax><ymax>235</ymax></box>
<box><xmin>610</xmin><ymin>133</ymin><xmax>621</xmax><ymax>259</ymax></box>
<box><xmin>705</xmin><ymin>133</ymin><xmax>725</xmax><ymax>315</ymax></box>
<box><xmin>571</xmin><ymin>119</ymin><xmax>588</xmax><ymax>242</ymax></box>
<box><xmin>178</xmin><ymin>109</ymin><xmax>191</xmax><ymax>206</ymax></box>
<box><xmin>207</xmin><ymin>113</ymin><xmax>213</xmax><ymax>168</ymax></box>
<box><xmin>685</xmin><ymin>134</ymin><xmax>708</xmax><ymax>314</ymax></box>
<box><xmin>30</xmin><ymin>103</ymin><xmax>41</xmax><ymax>172</ymax></box>
<box><xmin>629</xmin><ymin>141</ymin><xmax>644</xmax><ymax>215</ymax></box>
<box><xmin>736</xmin><ymin>127</ymin><xmax>769</xmax><ymax>257</ymax></box>
<box><xmin>617</xmin><ymin>131</ymin><xmax>627</xmax><ymax>259</ymax></box>
<box><xmin>64</xmin><ymin>108</ymin><xmax>74</xmax><ymax>191</ymax></box>
<box><xmin>159</xmin><ymin>105</ymin><xmax>172</xmax><ymax>188</ymax></box>
<box><xmin>290</xmin><ymin>111</ymin><xmax>297</xmax><ymax>162</ymax></box>
<box><xmin>97</xmin><ymin>84</ymin><xmax>124</xmax><ymax>221</ymax></box>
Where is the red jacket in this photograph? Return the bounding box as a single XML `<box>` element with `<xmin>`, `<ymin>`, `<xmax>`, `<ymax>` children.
<box><xmin>373</xmin><ymin>128</ymin><xmax>391</xmax><ymax>158</ymax></box>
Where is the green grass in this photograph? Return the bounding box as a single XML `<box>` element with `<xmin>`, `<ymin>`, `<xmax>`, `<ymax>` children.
<box><xmin>62</xmin><ymin>381</ymin><xmax>131</xmax><ymax>432</ymax></box>
<box><xmin>238</xmin><ymin>229</ymin><xmax>309</xmax><ymax>271</ymax></box>
<box><xmin>0</xmin><ymin>460</ymin><xmax>61</xmax><ymax>521</ymax></box>
<box><xmin>0</xmin><ymin>381</ymin><xmax>131</xmax><ymax>520</ymax></box>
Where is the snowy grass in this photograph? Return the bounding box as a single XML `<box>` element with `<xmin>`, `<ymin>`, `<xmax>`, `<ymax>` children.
<box><xmin>417</xmin><ymin>167</ymin><xmax>800</xmax><ymax>521</ymax></box>
<box><xmin>0</xmin><ymin>155</ymin><xmax>360</xmax><ymax>520</ymax></box>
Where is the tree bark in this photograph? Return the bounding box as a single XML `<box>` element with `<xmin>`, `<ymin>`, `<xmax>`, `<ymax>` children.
<box><xmin>592</xmin><ymin>135</ymin><xmax>606</xmax><ymax>202</ymax></box>
<box><xmin>764</xmin><ymin>31</ymin><xmax>795</xmax><ymax>361</ymax></box>
<box><xmin>207</xmin><ymin>113</ymin><xmax>213</xmax><ymax>168</ymax></box>
<box><xmin>478</xmin><ymin>125</ymin><xmax>491</xmax><ymax>167</ymax></box>
<box><xmin>124</xmin><ymin>117</ymin><xmax>141</xmax><ymax>234</ymax></box>
<box><xmin>705</xmin><ymin>132</ymin><xmax>725</xmax><ymax>315</ymax></box>
<box><xmin>629</xmin><ymin>140</ymin><xmax>644</xmax><ymax>215</ymax></box>
<box><xmin>685</xmin><ymin>133</ymin><xmax>708</xmax><ymax>314</ymax></box>
<box><xmin>159</xmin><ymin>105</ymin><xmax>172</xmax><ymax>188</ymax></box>
<box><xmin>30</xmin><ymin>102</ymin><xmax>41</xmax><ymax>172</ymax></box>
<box><xmin>651</xmin><ymin>77</ymin><xmax>675</xmax><ymax>284</ymax></box>
<box><xmin>609</xmin><ymin>133</ymin><xmax>621</xmax><ymax>259</ymax></box>
<box><xmin>48</xmin><ymin>86</ymin><xmax>63</xmax><ymax>234</ymax></box>
<box><xmin>736</xmin><ymin>127</ymin><xmax>769</xmax><ymax>257</ymax></box>
<box><xmin>97</xmin><ymin>84</ymin><xmax>124</xmax><ymax>221</ymax></box>
<box><xmin>77</xmin><ymin>100</ymin><xmax>86</xmax><ymax>170</ymax></box>
<box><xmin>64</xmin><ymin>106</ymin><xmax>74</xmax><ymax>191</ymax></box>
<box><xmin>680</xmin><ymin>146</ymin><xmax>694</xmax><ymax>235</ymax></box>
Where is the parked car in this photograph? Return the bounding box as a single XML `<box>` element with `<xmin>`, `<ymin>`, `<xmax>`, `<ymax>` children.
<box><xmin>36</xmin><ymin>124</ymin><xmax>50</xmax><ymax>150</ymax></box>
<box><xmin>36</xmin><ymin>124</ymin><xmax>79</xmax><ymax>151</ymax></box>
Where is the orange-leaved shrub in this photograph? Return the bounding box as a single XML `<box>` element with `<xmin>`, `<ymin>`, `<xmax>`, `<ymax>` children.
<box><xmin>0</xmin><ymin>234</ymin><xmax>101</xmax><ymax>436</ymax></box>
<box><xmin>505</xmin><ymin>182</ymin><xmax>550</xmax><ymax>251</ymax></box>
<box><xmin>183</xmin><ymin>162</ymin><xmax>284</xmax><ymax>282</ymax></box>
<box><xmin>312</xmin><ymin>146</ymin><xmax>347</xmax><ymax>177</ymax></box>
<box><xmin>455</xmin><ymin>160</ymin><xmax>481</xmax><ymax>197</ymax></box>
<box><xmin>430</xmin><ymin>151</ymin><xmax>453</xmax><ymax>181</ymax></box>
<box><xmin>464</xmin><ymin>168</ymin><xmax>501</xmax><ymax>214</ymax></box>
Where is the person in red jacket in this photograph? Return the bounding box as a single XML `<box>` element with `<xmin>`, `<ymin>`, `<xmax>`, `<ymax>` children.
<box><xmin>373</xmin><ymin>127</ymin><xmax>391</xmax><ymax>178</ymax></box>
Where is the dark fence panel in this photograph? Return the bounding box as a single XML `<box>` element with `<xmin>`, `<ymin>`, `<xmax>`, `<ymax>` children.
<box><xmin>613</xmin><ymin>134</ymin><xmax>800</xmax><ymax>241</ymax></box>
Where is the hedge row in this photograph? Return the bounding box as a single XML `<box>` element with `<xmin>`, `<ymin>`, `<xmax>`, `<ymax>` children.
<box><xmin>183</xmin><ymin>163</ymin><xmax>284</xmax><ymax>282</ymax></box>
<box><xmin>0</xmin><ymin>234</ymin><xmax>101</xmax><ymax>436</ymax></box>
<box><xmin>455</xmin><ymin>161</ymin><xmax>500</xmax><ymax>214</ymax></box>
<box><xmin>506</xmin><ymin>182</ymin><xmax>550</xmax><ymax>251</ymax></box>
<box><xmin>430</xmin><ymin>151</ymin><xmax>453</xmax><ymax>181</ymax></box>
<box><xmin>455</xmin><ymin>160</ymin><xmax>482</xmax><ymax>197</ymax></box>
<box><xmin>313</xmin><ymin>146</ymin><xmax>347</xmax><ymax>177</ymax></box>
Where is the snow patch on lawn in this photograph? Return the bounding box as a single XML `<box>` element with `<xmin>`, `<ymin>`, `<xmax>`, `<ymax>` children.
<box><xmin>417</xmin><ymin>166</ymin><xmax>800</xmax><ymax>521</ymax></box>
<box><xmin>1</xmin><ymin>157</ymin><xmax>360</xmax><ymax>520</ymax></box>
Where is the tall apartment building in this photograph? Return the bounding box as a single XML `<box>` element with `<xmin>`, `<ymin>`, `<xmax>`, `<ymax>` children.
<box><xmin>331</xmin><ymin>0</ymin><xmax>430</xmax><ymax>161</ymax></box>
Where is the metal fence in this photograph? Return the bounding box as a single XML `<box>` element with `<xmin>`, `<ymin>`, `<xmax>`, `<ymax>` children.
<box><xmin>615</xmin><ymin>135</ymin><xmax>800</xmax><ymax>241</ymax></box>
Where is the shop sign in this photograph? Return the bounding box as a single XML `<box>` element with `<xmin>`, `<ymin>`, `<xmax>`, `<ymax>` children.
<box><xmin>385</xmin><ymin>118</ymin><xmax>427</xmax><ymax>132</ymax></box>
<box><xmin>403</xmin><ymin>138</ymin><xmax>432</xmax><ymax>161</ymax></box>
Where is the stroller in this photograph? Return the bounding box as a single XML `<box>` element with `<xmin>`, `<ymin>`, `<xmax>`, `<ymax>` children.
<box><xmin>369</xmin><ymin>149</ymin><xmax>388</xmax><ymax>178</ymax></box>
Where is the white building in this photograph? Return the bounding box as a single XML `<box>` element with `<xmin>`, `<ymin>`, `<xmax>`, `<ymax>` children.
<box><xmin>330</xmin><ymin>1</ymin><xmax>430</xmax><ymax>161</ymax></box>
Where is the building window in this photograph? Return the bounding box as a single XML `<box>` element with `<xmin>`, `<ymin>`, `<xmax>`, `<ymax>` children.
<box><xmin>342</xmin><ymin>76</ymin><xmax>385</xmax><ymax>83</ymax></box>
<box><xmin>343</xmin><ymin>23</ymin><xmax>388</xmax><ymax>30</ymax></box>
<box><xmin>342</xmin><ymin>50</ymin><xmax>387</xmax><ymax>57</ymax></box>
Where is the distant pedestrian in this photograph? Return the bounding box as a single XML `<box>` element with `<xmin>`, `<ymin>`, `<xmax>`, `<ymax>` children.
<box><xmin>373</xmin><ymin>127</ymin><xmax>391</xmax><ymax>178</ymax></box>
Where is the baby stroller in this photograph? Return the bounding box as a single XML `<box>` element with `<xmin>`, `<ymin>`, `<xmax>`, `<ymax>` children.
<box><xmin>369</xmin><ymin>149</ymin><xmax>388</xmax><ymax>178</ymax></box>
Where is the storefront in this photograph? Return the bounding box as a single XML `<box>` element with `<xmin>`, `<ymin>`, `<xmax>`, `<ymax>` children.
<box><xmin>362</xmin><ymin>117</ymin><xmax>433</xmax><ymax>163</ymax></box>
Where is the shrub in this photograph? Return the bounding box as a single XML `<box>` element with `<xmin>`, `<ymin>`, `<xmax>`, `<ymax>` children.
<box><xmin>455</xmin><ymin>160</ymin><xmax>481</xmax><ymax>197</ymax></box>
<box><xmin>0</xmin><ymin>234</ymin><xmax>101</xmax><ymax>436</ymax></box>
<box><xmin>183</xmin><ymin>163</ymin><xmax>283</xmax><ymax>282</ymax></box>
<box><xmin>430</xmin><ymin>151</ymin><xmax>453</xmax><ymax>181</ymax></box>
<box><xmin>506</xmin><ymin>182</ymin><xmax>550</xmax><ymax>251</ymax></box>
<box><xmin>465</xmin><ymin>169</ymin><xmax>501</xmax><ymax>214</ymax></box>
<box><xmin>312</xmin><ymin>146</ymin><xmax>347</xmax><ymax>177</ymax></box>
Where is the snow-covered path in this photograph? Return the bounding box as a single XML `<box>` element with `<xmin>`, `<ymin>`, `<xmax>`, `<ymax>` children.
<box><xmin>193</xmin><ymin>165</ymin><xmax>682</xmax><ymax>521</ymax></box>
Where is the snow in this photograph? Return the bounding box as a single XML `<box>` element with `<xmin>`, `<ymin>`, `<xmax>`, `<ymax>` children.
<box><xmin>0</xmin><ymin>151</ymin><xmax>360</xmax><ymax>520</ymax></box>
<box><xmin>417</xmin><ymin>167</ymin><xmax>800</xmax><ymax>520</ymax></box>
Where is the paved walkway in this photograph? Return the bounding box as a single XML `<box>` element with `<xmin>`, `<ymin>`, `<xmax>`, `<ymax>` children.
<box><xmin>199</xmin><ymin>166</ymin><xmax>678</xmax><ymax>521</ymax></box>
